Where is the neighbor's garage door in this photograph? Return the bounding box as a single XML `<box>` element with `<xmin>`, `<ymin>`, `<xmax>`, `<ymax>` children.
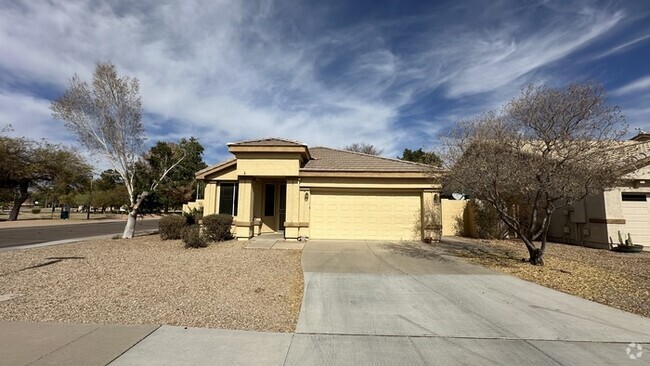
<box><xmin>310</xmin><ymin>190</ymin><xmax>421</xmax><ymax>240</ymax></box>
<box><xmin>621</xmin><ymin>193</ymin><xmax>650</xmax><ymax>245</ymax></box>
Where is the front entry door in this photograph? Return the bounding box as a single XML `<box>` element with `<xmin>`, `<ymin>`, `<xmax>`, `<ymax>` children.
<box><xmin>278</xmin><ymin>184</ymin><xmax>286</xmax><ymax>231</ymax></box>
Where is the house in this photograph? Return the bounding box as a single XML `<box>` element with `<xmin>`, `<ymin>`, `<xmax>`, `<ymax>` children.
<box><xmin>547</xmin><ymin>132</ymin><xmax>650</xmax><ymax>250</ymax></box>
<box><xmin>185</xmin><ymin>138</ymin><xmax>443</xmax><ymax>241</ymax></box>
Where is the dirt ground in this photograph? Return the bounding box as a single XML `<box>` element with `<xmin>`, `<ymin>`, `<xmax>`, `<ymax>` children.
<box><xmin>0</xmin><ymin>236</ymin><xmax>304</xmax><ymax>332</ymax></box>
<box><xmin>436</xmin><ymin>237</ymin><xmax>650</xmax><ymax>318</ymax></box>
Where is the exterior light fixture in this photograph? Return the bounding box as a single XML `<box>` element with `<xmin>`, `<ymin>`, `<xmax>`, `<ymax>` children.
<box><xmin>304</xmin><ymin>191</ymin><xmax>309</xmax><ymax>201</ymax></box>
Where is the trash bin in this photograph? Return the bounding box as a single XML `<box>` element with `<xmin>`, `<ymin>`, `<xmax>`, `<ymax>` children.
<box><xmin>60</xmin><ymin>206</ymin><xmax>70</xmax><ymax>219</ymax></box>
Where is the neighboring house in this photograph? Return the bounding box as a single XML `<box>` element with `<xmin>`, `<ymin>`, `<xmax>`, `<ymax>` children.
<box><xmin>548</xmin><ymin>133</ymin><xmax>650</xmax><ymax>250</ymax></box>
<box><xmin>186</xmin><ymin>138</ymin><xmax>443</xmax><ymax>241</ymax></box>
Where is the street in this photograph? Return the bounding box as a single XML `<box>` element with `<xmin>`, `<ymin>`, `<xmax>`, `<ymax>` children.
<box><xmin>0</xmin><ymin>220</ymin><xmax>160</xmax><ymax>249</ymax></box>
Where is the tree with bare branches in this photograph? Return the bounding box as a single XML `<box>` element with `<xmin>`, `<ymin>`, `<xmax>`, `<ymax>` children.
<box><xmin>344</xmin><ymin>142</ymin><xmax>383</xmax><ymax>155</ymax></box>
<box><xmin>51</xmin><ymin>62</ymin><xmax>185</xmax><ymax>238</ymax></box>
<box><xmin>444</xmin><ymin>83</ymin><xmax>632</xmax><ymax>265</ymax></box>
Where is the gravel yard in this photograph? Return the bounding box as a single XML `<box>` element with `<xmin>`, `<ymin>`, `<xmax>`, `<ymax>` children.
<box><xmin>0</xmin><ymin>236</ymin><xmax>303</xmax><ymax>332</ymax></box>
<box><xmin>436</xmin><ymin>237</ymin><xmax>650</xmax><ymax>318</ymax></box>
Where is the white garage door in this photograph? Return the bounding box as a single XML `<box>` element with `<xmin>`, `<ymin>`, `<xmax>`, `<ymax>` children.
<box><xmin>621</xmin><ymin>193</ymin><xmax>650</xmax><ymax>245</ymax></box>
<box><xmin>310</xmin><ymin>190</ymin><xmax>421</xmax><ymax>240</ymax></box>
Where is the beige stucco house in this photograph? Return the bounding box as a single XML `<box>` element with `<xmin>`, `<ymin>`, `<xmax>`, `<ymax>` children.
<box><xmin>548</xmin><ymin>133</ymin><xmax>650</xmax><ymax>250</ymax></box>
<box><xmin>185</xmin><ymin>138</ymin><xmax>443</xmax><ymax>241</ymax></box>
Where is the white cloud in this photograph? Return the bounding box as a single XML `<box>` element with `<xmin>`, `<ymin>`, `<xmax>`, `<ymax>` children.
<box><xmin>612</xmin><ymin>75</ymin><xmax>650</xmax><ymax>96</ymax></box>
<box><xmin>433</xmin><ymin>10</ymin><xmax>624</xmax><ymax>97</ymax></box>
<box><xmin>592</xmin><ymin>33</ymin><xmax>650</xmax><ymax>60</ymax></box>
<box><xmin>0</xmin><ymin>0</ymin><xmax>633</xmax><ymax>164</ymax></box>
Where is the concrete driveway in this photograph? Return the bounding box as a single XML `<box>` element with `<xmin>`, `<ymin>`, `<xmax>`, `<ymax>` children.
<box><xmin>290</xmin><ymin>240</ymin><xmax>650</xmax><ymax>365</ymax></box>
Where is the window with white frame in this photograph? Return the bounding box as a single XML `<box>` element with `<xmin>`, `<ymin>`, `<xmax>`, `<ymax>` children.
<box><xmin>219</xmin><ymin>183</ymin><xmax>238</xmax><ymax>216</ymax></box>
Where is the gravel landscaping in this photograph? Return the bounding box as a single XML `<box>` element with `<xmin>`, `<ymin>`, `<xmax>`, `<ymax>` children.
<box><xmin>0</xmin><ymin>236</ymin><xmax>303</xmax><ymax>332</ymax></box>
<box><xmin>436</xmin><ymin>237</ymin><xmax>650</xmax><ymax>318</ymax></box>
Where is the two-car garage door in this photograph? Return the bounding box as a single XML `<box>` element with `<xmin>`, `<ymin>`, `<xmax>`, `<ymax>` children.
<box><xmin>309</xmin><ymin>189</ymin><xmax>421</xmax><ymax>240</ymax></box>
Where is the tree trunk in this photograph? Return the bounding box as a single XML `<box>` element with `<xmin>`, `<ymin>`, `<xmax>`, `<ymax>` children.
<box><xmin>528</xmin><ymin>247</ymin><xmax>545</xmax><ymax>266</ymax></box>
<box><xmin>122</xmin><ymin>209</ymin><xmax>138</xmax><ymax>238</ymax></box>
<box><xmin>8</xmin><ymin>181</ymin><xmax>30</xmax><ymax>221</ymax></box>
<box><xmin>121</xmin><ymin>191</ymin><xmax>149</xmax><ymax>239</ymax></box>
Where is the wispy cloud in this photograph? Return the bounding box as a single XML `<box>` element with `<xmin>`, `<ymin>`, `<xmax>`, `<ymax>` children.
<box><xmin>592</xmin><ymin>33</ymin><xmax>650</xmax><ymax>60</ymax></box>
<box><xmin>612</xmin><ymin>75</ymin><xmax>650</xmax><ymax>96</ymax></box>
<box><xmin>0</xmin><ymin>0</ymin><xmax>642</xmax><ymax>163</ymax></box>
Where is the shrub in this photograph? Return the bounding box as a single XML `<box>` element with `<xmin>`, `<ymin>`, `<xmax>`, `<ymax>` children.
<box><xmin>159</xmin><ymin>215</ymin><xmax>186</xmax><ymax>240</ymax></box>
<box><xmin>202</xmin><ymin>214</ymin><xmax>233</xmax><ymax>242</ymax></box>
<box><xmin>472</xmin><ymin>199</ymin><xmax>508</xmax><ymax>239</ymax></box>
<box><xmin>182</xmin><ymin>225</ymin><xmax>208</xmax><ymax>248</ymax></box>
<box><xmin>31</xmin><ymin>208</ymin><xmax>41</xmax><ymax>214</ymax></box>
<box><xmin>183</xmin><ymin>208</ymin><xmax>203</xmax><ymax>226</ymax></box>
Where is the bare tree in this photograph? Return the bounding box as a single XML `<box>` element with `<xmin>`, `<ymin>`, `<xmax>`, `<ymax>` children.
<box><xmin>444</xmin><ymin>83</ymin><xmax>635</xmax><ymax>265</ymax></box>
<box><xmin>344</xmin><ymin>142</ymin><xmax>383</xmax><ymax>155</ymax></box>
<box><xmin>51</xmin><ymin>62</ymin><xmax>184</xmax><ymax>238</ymax></box>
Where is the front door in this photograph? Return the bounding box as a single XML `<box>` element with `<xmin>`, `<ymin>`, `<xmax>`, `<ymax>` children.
<box><xmin>278</xmin><ymin>184</ymin><xmax>286</xmax><ymax>231</ymax></box>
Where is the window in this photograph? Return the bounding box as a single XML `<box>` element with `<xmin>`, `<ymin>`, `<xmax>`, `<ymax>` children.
<box><xmin>264</xmin><ymin>184</ymin><xmax>275</xmax><ymax>216</ymax></box>
<box><xmin>622</xmin><ymin>193</ymin><xmax>647</xmax><ymax>202</ymax></box>
<box><xmin>196</xmin><ymin>181</ymin><xmax>205</xmax><ymax>200</ymax></box>
<box><xmin>219</xmin><ymin>183</ymin><xmax>238</xmax><ymax>216</ymax></box>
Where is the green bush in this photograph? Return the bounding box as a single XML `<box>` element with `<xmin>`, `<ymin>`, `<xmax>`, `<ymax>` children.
<box><xmin>31</xmin><ymin>208</ymin><xmax>41</xmax><ymax>214</ymax></box>
<box><xmin>159</xmin><ymin>215</ymin><xmax>186</xmax><ymax>240</ymax></box>
<box><xmin>202</xmin><ymin>214</ymin><xmax>233</xmax><ymax>242</ymax></box>
<box><xmin>182</xmin><ymin>225</ymin><xmax>208</xmax><ymax>248</ymax></box>
<box><xmin>183</xmin><ymin>208</ymin><xmax>203</xmax><ymax>226</ymax></box>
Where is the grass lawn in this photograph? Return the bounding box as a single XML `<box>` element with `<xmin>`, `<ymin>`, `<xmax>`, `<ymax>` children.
<box><xmin>437</xmin><ymin>237</ymin><xmax>650</xmax><ymax>318</ymax></box>
<box><xmin>0</xmin><ymin>236</ymin><xmax>303</xmax><ymax>332</ymax></box>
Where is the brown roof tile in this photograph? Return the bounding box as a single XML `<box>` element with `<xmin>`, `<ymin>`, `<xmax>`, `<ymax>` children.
<box><xmin>302</xmin><ymin>147</ymin><xmax>434</xmax><ymax>172</ymax></box>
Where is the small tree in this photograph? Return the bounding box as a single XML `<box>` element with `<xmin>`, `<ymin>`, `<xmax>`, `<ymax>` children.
<box><xmin>344</xmin><ymin>142</ymin><xmax>383</xmax><ymax>155</ymax></box>
<box><xmin>444</xmin><ymin>83</ymin><xmax>633</xmax><ymax>265</ymax></box>
<box><xmin>137</xmin><ymin>137</ymin><xmax>206</xmax><ymax>212</ymax></box>
<box><xmin>398</xmin><ymin>148</ymin><xmax>442</xmax><ymax>166</ymax></box>
<box><xmin>51</xmin><ymin>62</ymin><xmax>185</xmax><ymax>238</ymax></box>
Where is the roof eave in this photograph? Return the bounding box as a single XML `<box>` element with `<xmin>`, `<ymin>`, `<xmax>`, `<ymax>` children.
<box><xmin>196</xmin><ymin>159</ymin><xmax>237</xmax><ymax>180</ymax></box>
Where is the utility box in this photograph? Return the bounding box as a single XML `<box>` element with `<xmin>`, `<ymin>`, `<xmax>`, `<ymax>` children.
<box><xmin>60</xmin><ymin>206</ymin><xmax>70</xmax><ymax>219</ymax></box>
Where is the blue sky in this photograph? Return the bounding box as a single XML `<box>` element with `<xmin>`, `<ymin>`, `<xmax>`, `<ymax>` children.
<box><xmin>1</xmin><ymin>0</ymin><xmax>649</xmax><ymax>166</ymax></box>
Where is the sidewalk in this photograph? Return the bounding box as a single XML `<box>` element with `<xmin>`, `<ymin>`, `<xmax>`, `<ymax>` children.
<box><xmin>0</xmin><ymin>321</ymin><xmax>158</xmax><ymax>366</ymax></box>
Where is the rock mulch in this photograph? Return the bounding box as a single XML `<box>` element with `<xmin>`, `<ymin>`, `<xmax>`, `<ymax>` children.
<box><xmin>0</xmin><ymin>236</ymin><xmax>303</xmax><ymax>332</ymax></box>
<box><xmin>436</xmin><ymin>237</ymin><xmax>650</xmax><ymax>318</ymax></box>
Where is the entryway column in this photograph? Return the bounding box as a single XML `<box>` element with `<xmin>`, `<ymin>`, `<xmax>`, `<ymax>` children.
<box><xmin>284</xmin><ymin>178</ymin><xmax>300</xmax><ymax>239</ymax></box>
<box><xmin>236</xmin><ymin>177</ymin><xmax>254</xmax><ymax>240</ymax></box>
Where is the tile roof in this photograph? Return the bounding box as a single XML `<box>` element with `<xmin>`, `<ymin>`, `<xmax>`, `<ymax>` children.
<box><xmin>302</xmin><ymin>147</ymin><xmax>434</xmax><ymax>172</ymax></box>
<box><xmin>227</xmin><ymin>137</ymin><xmax>306</xmax><ymax>147</ymax></box>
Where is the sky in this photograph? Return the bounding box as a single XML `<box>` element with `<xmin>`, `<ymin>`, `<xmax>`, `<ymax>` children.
<box><xmin>1</xmin><ymin>0</ymin><xmax>650</xmax><ymax>166</ymax></box>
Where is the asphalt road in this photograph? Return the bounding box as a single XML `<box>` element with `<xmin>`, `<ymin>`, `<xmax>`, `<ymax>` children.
<box><xmin>0</xmin><ymin>219</ymin><xmax>160</xmax><ymax>249</ymax></box>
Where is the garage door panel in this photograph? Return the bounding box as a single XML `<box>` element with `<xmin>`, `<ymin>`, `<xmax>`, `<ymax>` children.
<box><xmin>621</xmin><ymin>194</ymin><xmax>650</xmax><ymax>245</ymax></box>
<box><xmin>310</xmin><ymin>190</ymin><xmax>421</xmax><ymax>240</ymax></box>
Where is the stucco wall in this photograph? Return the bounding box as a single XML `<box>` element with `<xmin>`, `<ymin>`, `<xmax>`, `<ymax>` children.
<box><xmin>441</xmin><ymin>199</ymin><xmax>466</xmax><ymax>236</ymax></box>
<box><xmin>236</xmin><ymin>152</ymin><xmax>301</xmax><ymax>177</ymax></box>
<box><xmin>548</xmin><ymin>183</ymin><xmax>650</xmax><ymax>249</ymax></box>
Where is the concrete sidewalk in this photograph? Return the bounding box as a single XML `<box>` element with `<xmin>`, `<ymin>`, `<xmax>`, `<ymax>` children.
<box><xmin>0</xmin><ymin>321</ymin><xmax>158</xmax><ymax>366</ymax></box>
